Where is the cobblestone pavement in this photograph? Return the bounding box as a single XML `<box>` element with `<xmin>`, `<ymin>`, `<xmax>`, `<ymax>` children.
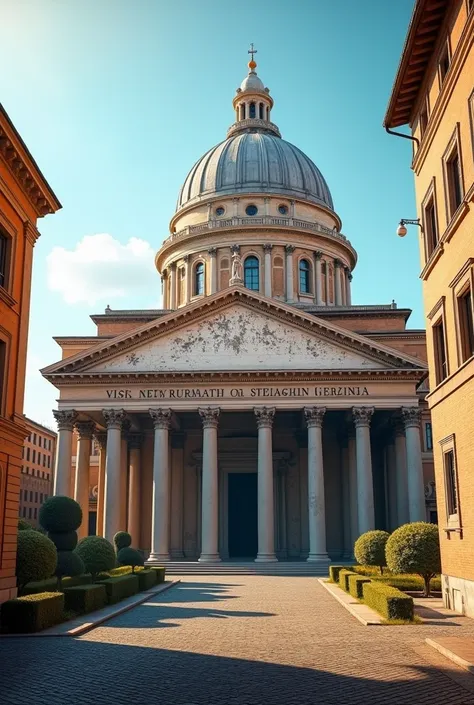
<box><xmin>3</xmin><ymin>576</ymin><xmax>474</xmax><ymax>705</ymax></box>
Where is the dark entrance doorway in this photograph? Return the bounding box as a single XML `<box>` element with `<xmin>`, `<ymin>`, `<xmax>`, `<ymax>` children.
<box><xmin>228</xmin><ymin>473</ymin><xmax>258</xmax><ymax>558</ymax></box>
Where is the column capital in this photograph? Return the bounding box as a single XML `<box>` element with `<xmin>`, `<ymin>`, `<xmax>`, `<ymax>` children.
<box><xmin>149</xmin><ymin>408</ymin><xmax>172</xmax><ymax>429</ymax></box>
<box><xmin>263</xmin><ymin>243</ymin><xmax>273</xmax><ymax>253</ymax></box>
<box><xmin>254</xmin><ymin>406</ymin><xmax>275</xmax><ymax>429</ymax></box>
<box><xmin>348</xmin><ymin>273</ymin><xmax>353</xmax><ymax>282</ymax></box>
<box><xmin>102</xmin><ymin>408</ymin><xmax>126</xmax><ymax>430</ymax></box>
<box><xmin>169</xmin><ymin>261</ymin><xmax>177</xmax><ymax>271</ymax></box>
<box><xmin>285</xmin><ymin>244</ymin><xmax>295</xmax><ymax>254</ymax></box>
<box><xmin>314</xmin><ymin>250</ymin><xmax>323</xmax><ymax>260</ymax></box>
<box><xmin>208</xmin><ymin>247</ymin><xmax>217</xmax><ymax>257</ymax></box>
<box><xmin>128</xmin><ymin>432</ymin><xmax>144</xmax><ymax>449</ymax></box>
<box><xmin>230</xmin><ymin>244</ymin><xmax>241</xmax><ymax>254</ymax></box>
<box><xmin>162</xmin><ymin>270</ymin><xmax>168</xmax><ymax>280</ymax></box>
<box><xmin>74</xmin><ymin>421</ymin><xmax>95</xmax><ymax>440</ymax></box>
<box><xmin>390</xmin><ymin>416</ymin><xmax>405</xmax><ymax>437</ymax></box>
<box><xmin>304</xmin><ymin>406</ymin><xmax>326</xmax><ymax>428</ymax></box>
<box><xmin>53</xmin><ymin>409</ymin><xmax>78</xmax><ymax>431</ymax></box>
<box><xmin>401</xmin><ymin>406</ymin><xmax>421</xmax><ymax>429</ymax></box>
<box><xmin>183</xmin><ymin>254</ymin><xmax>190</xmax><ymax>263</ymax></box>
<box><xmin>264</xmin><ymin>197</ymin><xmax>270</xmax><ymax>203</ymax></box>
<box><xmin>199</xmin><ymin>407</ymin><xmax>220</xmax><ymax>429</ymax></box>
<box><xmin>352</xmin><ymin>406</ymin><xmax>375</xmax><ymax>428</ymax></box>
<box><xmin>334</xmin><ymin>258</ymin><xmax>343</xmax><ymax>268</ymax></box>
<box><xmin>93</xmin><ymin>431</ymin><xmax>107</xmax><ymax>451</ymax></box>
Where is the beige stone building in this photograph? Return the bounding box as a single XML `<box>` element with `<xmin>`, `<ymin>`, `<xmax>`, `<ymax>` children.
<box><xmin>19</xmin><ymin>418</ymin><xmax>56</xmax><ymax>527</ymax></box>
<box><xmin>385</xmin><ymin>0</ymin><xmax>474</xmax><ymax>614</ymax></box>
<box><xmin>43</xmin><ymin>55</ymin><xmax>435</xmax><ymax>564</ymax></box>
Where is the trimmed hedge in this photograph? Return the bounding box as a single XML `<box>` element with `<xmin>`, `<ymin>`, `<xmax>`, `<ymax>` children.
<box><xmin>114</xmin><ymin>531</ymin><xmax>132</xmax><ymax>551</ymax></box>
<box><xmin>49</xmin><ymin>531</ymin><xmax>78</xmax><ymax>551</ymax></box>
<box><xmin>351</xmin><ymin>565</ymin><xmax>441</xmax><ymax>592</ymax></box>
<box><xmin>137</xmin><ymin>569</ymin><xmax>157</xmax><ymax>591</ymax></box>
<box><xmin>16</xmin><ymin>530</ymin><xmax>57</xmax><ymax>591</ymax></box>
<box><xmin>39</xmin><ymin>496</ymin><xmax>82</xmax><ymax>532</ymax></box>
<box><xmin>362</xmin><ymin>581</ymin><xmax>414</xmax><ymax>621</ymax></box>
<box><xmin>348</xmin><ymin>574</ymin><xmax>371</xmax><ymax>600</ymax></box>
<box><xmin>1</xmin><ymin>592</ymin><xmax>64</xmax><ymax>633</ymax></box>
<box><xmin>329</xmin><ymin>565</ymin><xmax>345</xmax><ymax>583</ymax></box>
<box><xmin>75</xmin><ymin>536</ymin><xmax>116</xmax><ymax>579</ymax></box>
<box><xmin>117</xmin><ymin>547</ymin><xmax>144</xmax><ymax>572</ymax></box>
<box><xmin>97</xmin><ymin>574</ymin><xmax>139</xmax><ymax>605</ymax></box>
<box><xmin>148</xmin><ymin>566</ymin><xmax>166</xmax><ymax>584</ymax></box>
<box><xmin>63</xmin><ymin>584</ymin><xmax>107</xmax><ymax>614</ymax></box>
<box><xmin>338</xmin><ymin>569</ymin><xmax>357</xmax><ymax>593</ymax></box>
<box><xmin>354</xmin><ymin>530</ymin><xmax>389</xmax><ymax>574</ymax></box>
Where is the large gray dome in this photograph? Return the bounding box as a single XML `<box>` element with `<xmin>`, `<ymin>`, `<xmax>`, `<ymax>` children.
<box><xmin>176</xmin><ymin>132</ymin><xmax>334</xmax><ymax>212</ymax></box>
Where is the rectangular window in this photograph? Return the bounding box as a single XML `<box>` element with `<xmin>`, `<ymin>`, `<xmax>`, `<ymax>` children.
<box><xmin>29</xmin><ymin>490</ymin><xmax>33</xmax><ymax>502</ymax></box>
<box><xmin>0</xmin><ymin>229</ymin><xmax>9</xmax><ymax>289</ymax></box>
<box><xmin>38</xmin><ymin>452</ymin><xmax>41</xmax><ymax>466</ymax></box>
<box><xmin>447</xmin><ymin>151</ymin><xmax>463</xmax><ymax>215</ymax></box>
<box><xmin>34</xmin><ymin>508</ymin><xmax>37</xmax><ymax>520</ymax></box>
<box><xmin>23</xmin><ymin>489</ymin><xmax>27</xmax><ymax>501</ymax></box>
<box><xmin>433</xmin><ymin>317</ymin><xmax>448</xmax><ymax>384</ymax></box>
<box><xmin>26</xmin><ymin>447</ymin><xmax>30</xmax><ymax>461</ymax></box>
<box><xmin>48</xmin><ymin>456</ymin><xmax>51</xmax><ymax>469</ymax></box>
<box><xmin>34</xmin><ymin>491</ymin><xmax>38</xmax><ymax>503</ymax></box>
<box><xmin>28</xmin><ymin>507</ymin><xmax>32</xmax><ymax>519</ymax></box>
<box><xmin>458</xmin><ymin>285</ymin><xmax>474</xmax><ymax>362</ymax></box>
<box><xmin>439</xmin><ymin>44</ymin><xmax>450</xmax><ymax>86</ymax></box>
<box><xmin>424</xmin><ymin>196</ymin><xmax>438</xmax><ymax>258</ymax></box>
<box><xmin>32</xmin><ymin>450</ymin><xmax>36</xmax><ymax>463</ymax></box>
<box><xmin>22</xmin><ymin>507</ymin><xmax>26</xmax><ymax>518</ymax></box>
<box><xmin>33</xmin><ymin>433</ymin><xmax>36</xmax><ymax>445</ymax></box>
<box><xmin>444</xmin><ymin>449</ymin><xmax>458</xmax><ymax>516</ymax></box>
<box><xmin>425</xmin><ymin>422</ymin><xmax>433</xmax><ymax>451</ymax></box>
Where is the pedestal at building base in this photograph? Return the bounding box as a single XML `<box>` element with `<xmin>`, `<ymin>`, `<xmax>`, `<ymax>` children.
<box><xmin>307</xmin><ymin>553</ymin><xmax>330</xmax><ymax>564</ymax></box>
<box><xmin>198</xmin><ymin>554</ymin><xmax>222</xmax><ymax>563</ymax></box>
<box><xmin>147</xmin><ymin>553</ymin><xmax>171</xmax><ymax>563</ymax></box>
<box><xmin>255</xmin><ymin>554</ymin><xmax>278</xmax><ymax>563</ymax></box>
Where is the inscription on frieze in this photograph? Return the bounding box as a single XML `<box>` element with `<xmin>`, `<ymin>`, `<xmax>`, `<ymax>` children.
<box><xmin>105</xmin><ymin>385</ymin><xmax>370</xmax><ymax>400</ymax></box>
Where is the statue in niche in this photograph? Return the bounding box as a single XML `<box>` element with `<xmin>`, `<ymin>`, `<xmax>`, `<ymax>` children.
<box><xmin>230</xmin><ymin>252</ymin><xmax>243</xmax><ymax>284</ymax></box>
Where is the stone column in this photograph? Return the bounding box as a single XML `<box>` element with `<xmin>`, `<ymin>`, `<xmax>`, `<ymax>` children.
<box><xmin>348</xmin><ymin>432</ymin><xmax>358</xmax><ymax>546</ymax></box>
<box><xmin>128</xmin><ymin>433</ymin><xmax>143</xmax><ymax>547</ymax></box>
<box><xmin>290</xmin><ymin>199</ymin><xmax>295</xmax><ymax>218</ymax></box>
<box><xmin>74</xmin><ymin>421</ymin><xmax>95</xmax><ymax>540</ymax></box>
<box><xmin>352</xmin><ymin>407</ymin><xmax>375</xmax><ymax>534</ymax></box>
<box><xmin>207</xmin><ymin>202</ymin><xmax>212</xmax><ymax>220</ymax></box>
<box><xmin>392</xmin><ymin>419</ymin><xmax>409</xmax><ymax>525</ymax></box>
<box><xmin>264</xmin><ymin>197</ymin><xmax>270</xmax><ymax>216</ymax></box>
<box><xmin>93</xmin><ymin>431</ymin><xmax>107</xmax><ymax>536</ymax></box>
<box><xmin>314</xmin><ymin>251</ymin><xmax>323</xmax><ymax>305</ymax></box>
<box><xmin>402</xmin><ymin>407</ymin><xmax>426</xmax><ymax>522</ymax></box>
<box><xmin>304</xmin><ymin>407</ymin><xmax>328</xmax><ymax>562</ymax></box>
<box><xmin>149</xmin><ymin>408</ymin><xmax>172</xmax><ymax>561</ymax></box>
<box><xmin>334</xmin><ymin>259</ymin><xmax>343</xmax><ymax>305</ymax></box>
<box><xmin>263</xmin><ymin>243</ymin><xmax>273</xmax><ymax>298</ymax></box>
<box><xmin>385</xmin><ymin>440</ymin><xmax>398</xmax><ymax>530</ymax></box>
<box><xmin>208</xmin><ymin>248</ymin><xmax>217</xmax><ymax>294</ymax></box>
<box><xmin>233</xmin><ymin>197</ymin><xmax>239</xmax><ymax>217</ymax></box>
<box><xmin>254</xmin><ymin>406</ymin><xmax>277</xmax><ymax>562</ymax></box>
<box><xmin>169</xmin><ymin>263</ymin><xmax>177</xmax><ymax>309</ymax></box>
<box><xmin>183</xmin><ymin>254</ymin><xmax>190</xmax><ymax>305</ymax></box>
<box><xmin>285</xmin><ymin>245</ymin><xmax>295</xmax><ymax>303</ymax></box>
<box><xmin>345</xmin><ymin>268</ymin><xmax>352</xmax><ymax>306</ymax></box>
<box><xmin>103</xmin><ymin>409</ymin><xmax>125</xmax><ymax>543</ymax></box>
<box><xmin>120</xmin><ymin>420</ymin><xmax>130</xmax><ymax>531</ymax></box>
<box><xmin>162</xmin><ymin>271</ymin><xmax>168</xmax><ymax>309</ymax></box>
<box><xmin>341</xmin><ymin>441</ymin><xmax>352</xmax><ymax>559</ymax></box>
<box><xmin>198</xmin><ymin>407</ymin><xmax>221</xmax><ymax>562</ymax></box>
<box><xmin>53</xmin><ymin>410</ymin><xmax>77</xmax><ymax>496</ymax></box>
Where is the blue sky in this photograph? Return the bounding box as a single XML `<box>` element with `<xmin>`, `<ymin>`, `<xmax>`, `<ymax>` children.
<box><xmin>2</xmin><ymin>0</ymin><xmax>420</xmax><ymax>426</ymax></box>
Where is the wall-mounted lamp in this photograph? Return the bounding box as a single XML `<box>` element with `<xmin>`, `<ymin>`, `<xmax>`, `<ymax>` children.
<box><xmin>396</xmin><ymin>218</ymin><xmax>422</xmax><ymax>237</ymax></box>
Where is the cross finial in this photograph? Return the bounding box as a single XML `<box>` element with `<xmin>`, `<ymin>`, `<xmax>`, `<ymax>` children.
<box><xmin>248</xmin><ymin>43</ymin><xmax>257</xmax><ymax>62</ymax></box>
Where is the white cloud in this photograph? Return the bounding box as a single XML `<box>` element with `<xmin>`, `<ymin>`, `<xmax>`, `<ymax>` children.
<box><xmin>47</xmin><ymin>233</ymin><xmax>159</xmax><ymax>305</ymax></box>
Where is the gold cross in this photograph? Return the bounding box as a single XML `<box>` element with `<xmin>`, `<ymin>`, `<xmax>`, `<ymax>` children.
<box><xmin>248</xmin><ymin>43</ymin><xmax>257</xmax><ymax>62</ymax></box>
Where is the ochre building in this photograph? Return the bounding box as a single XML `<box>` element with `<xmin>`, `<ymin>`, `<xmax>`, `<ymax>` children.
<box><xmin>0</xmin><ymin>104</ymin><xmax>60</xmax><ymax>602</ymax></box>
<box><xmin>385</xmin><ymin>0</ymin><xmax>474</xmax><ymax>615</ymax></box>
<box><xmin>43</xmin><ymin>56</ymin><xmax>434</xmax><ymax>564</ymax></box>
<box><xmin>19</xmin><ymin>418</ymin><xmax>56</xmax><ymax>528</ymax></box>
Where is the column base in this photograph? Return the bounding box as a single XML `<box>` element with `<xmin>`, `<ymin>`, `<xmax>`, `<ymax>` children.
<box><xmin>198</xmin><ymin>554</ymin><xmax>221</xmax><ymax>563</ymax></box>
<box><xmin>255</xmin><ymin>554</ymin><xmax>278</xmax><ymax>563</ymax></box>
<box><xmin>146</xmin><ymin>553</ymin><xmax>171</xmax><ymax>563</ymax></box>
<box><xmin>307</xmin><ymin>553</ymin><xmax>330</xmax><ymax>563</ymax></box>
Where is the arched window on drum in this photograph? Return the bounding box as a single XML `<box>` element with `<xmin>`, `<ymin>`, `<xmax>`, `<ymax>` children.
<box><xmin>244</xmin><ymin>256</ymin><xmax>259</xmax><ymax>291</ymax></box>
<box><xmin>194</xmin><ymin>262</ymin><xmax>204</xmax><ymax>296</ymax></box>
<box><xmin>299</xmin><ymin>259</ymin><xmax>311</xmax><ymax>294</ymax></box>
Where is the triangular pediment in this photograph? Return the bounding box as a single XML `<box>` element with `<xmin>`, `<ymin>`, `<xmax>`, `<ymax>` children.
<box><xmin>42</xmin><ymin>287</ymin><xmax>426</xmax><ymax>379</ymax></box>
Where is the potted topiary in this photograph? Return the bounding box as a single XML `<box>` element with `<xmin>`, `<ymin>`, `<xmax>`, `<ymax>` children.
<box><xmin>354</xmin><ymin>530</ymin><xmax>390</xmax><ymax>575</ymax></box>
<box><xmin>385</xmin><ymin>522</ymin><xmax>441</xmax><ymax>597</ymax></box>
<box><xmin>39</xmin><ymin>496</ymin><xmax>85</xmax><ymax>590</ymax></box>
<box><xmin>75</xmin><ymin>536</ymin><xmax>116</xmax><ymax>581</ymax></box>
<box><xmin>117</xmin><ymin>547</ymin><xmax>144</xmax><ymax>573</ymax></box>
<box><xmin>16</xmin><ymin>530</ymin><xmax>57</xmax><ymax>594</ymax></box>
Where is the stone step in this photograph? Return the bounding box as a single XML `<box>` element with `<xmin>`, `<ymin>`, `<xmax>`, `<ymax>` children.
<box><xmin>146</xmin><ymin>561</ymin><xmax>330</xmax><ymax>576</ymax></box>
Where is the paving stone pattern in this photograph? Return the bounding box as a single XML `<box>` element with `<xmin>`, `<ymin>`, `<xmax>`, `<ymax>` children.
<box><xmin>3</xmin><ymin>576</ymin><xmax>474</xmax><ymax>704</ymax></box>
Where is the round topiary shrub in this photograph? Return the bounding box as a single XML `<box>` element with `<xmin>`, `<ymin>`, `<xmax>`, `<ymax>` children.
<box><xmin>18</xmin><ymin>518</ymin><xmax>34</xmax><ymax>531</ymax></box>
<box><xmin>16</xmin><ymin>530</ymin><xmax>57</xmax><ymax>592</ymax></box>
<box><xmin>48</xmin><ymin>531</ymin><xmax>78</xmax><ymax>551</ymax></box>
<box><xmin>114</xmin><ymin>531</ymin><xmax>132</xmax><ymax>552</ymax></box>
<box><xmin>354</xmin><ymin>530</ymin><xmax>390</xmax><ymax>575</ymax></box>
<box><xmin>117</xmin><ymin>547</ymin><xmax>144</xmax><ymax>573</ymax></box>
<box><xmin>386</xmin><ymin>522</ymin><xmax>441</xmax><ymax>597</ymax></box>
<box><xmin>75</xmin><ymin>536</ymin><xmax>116</xmax><ymax>580</ymax></box>
<box><xmin>56</xmin><ymin>551</ymin><xmax>85</xmax><ymax>589</ymax></box>
<box><xmin>39</xmin><ymin>496</ymin><xmax>82</xmax><ymax>533</ymax></box>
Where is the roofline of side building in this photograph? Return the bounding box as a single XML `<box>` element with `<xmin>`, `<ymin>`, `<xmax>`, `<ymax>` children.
<box><xmin>23</xmin><ymin>416</ymin><xmax>57</xmax><ymax>437</ymax></box>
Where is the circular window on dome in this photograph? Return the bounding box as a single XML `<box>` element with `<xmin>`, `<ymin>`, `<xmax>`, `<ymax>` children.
<box><xmin>215</xmin><ymin>206</ymin><xmax>225</xmax><ymax>217</ymax></box>
<box><xmin>245</xmin><ymin>204</ymin><xmax>258</xmax><ymax>216</ymax></box>
<box><xmin>278</xmin><ymin>204</ymin><xmax>289</xmax><ymax>215</ymax></box>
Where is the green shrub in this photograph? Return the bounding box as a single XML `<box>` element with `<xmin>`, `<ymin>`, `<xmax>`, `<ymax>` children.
<box><xmin>386</xmin><ymin>522</ymin><xmax>441</xmax><ymax>597</ymax></box>
<box><xmin>1</xmin><ymin>592</ymin><xmax>64</xmax><ymax>633</ymax></box>
<box><xmin>56</xmin><ymin>551</ymin><xmax>85</xmax><ymax>590</ymax></box>
<box><xmin>137</xmin><ymin>569</ymin><xmax>157</xmax><ymax>591</ymax></box>
<box><xmin>114</xmin><ymin>531</ymin><xmax>132</xmax><ymax>551</ymax></box>
<box><xmin>362</xmin><ymin>581</ymin><xmax>414</xmax><ymax>621</ymax></box>
<box><xmin>148</xmin><ymin>566</ymin><xmax>166</xmax><ymax>583</ymax></box>
<box><xmin>75</xmin><ymin>536</ymin><xmax>116</xmax><ymax>580</ymax></box>
<box><xmin>63</xmin><ymin>584</ymin><xmax>107</xmax><ymax>614</ymax></box>
<box><xmin>348</xmin><ymin>574</ymin><xmax>371</xmax><ymax>600</ymax></box>
<box><xmin>18</xmin><ymin>518</ymin><xmax>35</xmax><ymax>531</ymax></box>
<box><xmin>39</xmin><ymin>496</ymin><xmax>82</xmax><ymax>532</ymax></box>
<box><xmin>354</xmin><ymin>530</ymin><xmax>390</xmax><ymax>575</ymax></box>
<box><xmin>329</xmin><ymin>565</ymin><xmax>345</xmax><ymax>583</ymax></box>
<box><xmin>338</xmin><ymin>569</ymin><xmax>357</xmax><ymax>592</ymax></box>
<box><xmin>96</xmin><ymin>574</ymin><xmax>139</xmax><ymax>605</ymax></box>
<box><xmin>117</xmin><ymin>547</ymin><xmax>144</xmax><ymax>572</ymax></box>
<box><xmin>48</xmin><ymin>531</ymin><xmax>78</xmax><ymax>551</ymax></box>
<box><xmin>16</xmin><ymin>530</ymin><xmax>57</xmax><ymax>592</ymax></box>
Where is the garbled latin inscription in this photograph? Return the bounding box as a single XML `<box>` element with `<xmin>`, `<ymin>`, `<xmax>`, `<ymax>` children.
<box><xmin>105</xmin><ymin>386</ymin><xmax>370</xmax><ymax>400</ymax></box>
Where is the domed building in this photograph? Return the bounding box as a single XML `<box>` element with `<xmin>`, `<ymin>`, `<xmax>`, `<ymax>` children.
<box><xmin>42</xmin><ymin>53</ymin><xmax>435</xmax><ymax>567</ymax></box>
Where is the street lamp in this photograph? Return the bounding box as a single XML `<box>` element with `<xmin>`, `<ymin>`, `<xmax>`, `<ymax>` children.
<box><xmin>397</xmin><ymin>218</ymin><xmax>422</xmax><ymax>237</ymax></box>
